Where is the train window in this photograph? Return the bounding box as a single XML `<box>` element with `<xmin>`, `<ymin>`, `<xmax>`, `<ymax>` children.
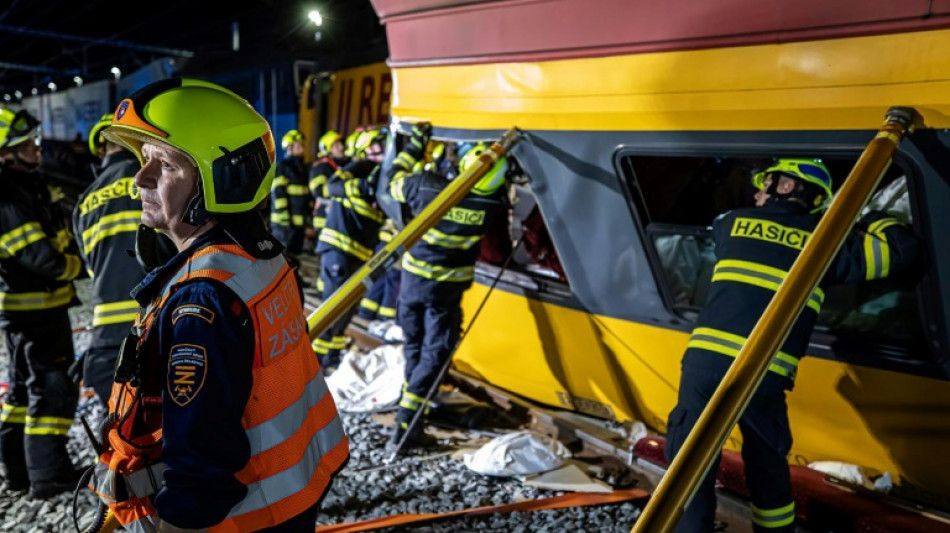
<box><xmin>619</xmin><ymin>154</ymin><xmax>929</xmax><ymax>364</ymax></box>
<box><xmin>386</xmin><ymin>133</ymin><xmax>571</xmax><ymax>296</ymax></box>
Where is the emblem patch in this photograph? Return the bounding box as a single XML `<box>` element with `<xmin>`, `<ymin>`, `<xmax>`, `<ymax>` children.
<box><xmin>167</xmin><ymin>344</ymin><xmax>207</xmax><ymax>407</ymax></box>
<box><xmin>171</xmin><ymin>304</ymin><xmax>215</xmax><ymax>325</ymax></box>
<box><xmin>116</xmin><ymin>100</ymin><xmax>130</xmax><ymax>120</ymax></box>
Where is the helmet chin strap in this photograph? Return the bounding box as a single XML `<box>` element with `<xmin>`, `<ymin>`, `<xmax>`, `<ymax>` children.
<box><xmin>181</xmin><ymin>179</ymin><xmax>210</xmax><ymax>226</ymax></box>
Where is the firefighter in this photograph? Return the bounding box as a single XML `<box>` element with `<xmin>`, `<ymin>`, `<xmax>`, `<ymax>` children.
<box><xmin>665</xmin><ymin>158</ymin><xmax>919</xmax><ymax>533</ymax></box>
<box><xmin>343</xmin><ymin>128</ymin><xmax>364</xmax><ymax>159</ymax></box>
<box><xmin>387</xmin><ymin>125</ymin><xmax>508</xmax><ymax>448</ymax></box>
<box><xmin>270</xmin><ymin>129</ymin><xmax>312</xmax><ymax>255</ymax></box>
<box><xmin>92</xmin><ymin>79</ymin><xmax>348</xmax><ymax>532</ymax></box>
<box><xmin>308</xmin><ymin>130</ymin><xmax>349</xmax><ymax>253</ymax></box>
<box><xmin>71</xmin><ymin>113</ymin><xmax>172</xmax><ymax>406</ymax></box>
<box><xmin>0</xmin><ymin>107</ymin><xmax>83</xmax><ymax>498</ymax></box>
<box><xmin>312</xmin><ymin>128</ymin><xmax>387</xmax><ymax>369</ymax></box>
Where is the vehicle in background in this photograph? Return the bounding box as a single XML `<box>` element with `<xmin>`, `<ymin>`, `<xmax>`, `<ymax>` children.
<box><xmin>297</xmin><ymin>61</ymin><xmax>392</xmax><ymax>161</ymax></box>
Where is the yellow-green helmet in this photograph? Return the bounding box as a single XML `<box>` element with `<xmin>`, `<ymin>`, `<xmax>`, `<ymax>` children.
<box><xmin>343</xmin><ymin>129</ymin><xmax>363</xmax><ymax>157</ymax></box>
<box><xmin>354</xmin><ymin>128</ymin><xmax>385</xmax><ymax>158</ymax></box>
<box><xmin>458</xmin><ymin>142</ymin><xmax>507</xmax><ymax>195</ymax></box>
<box><xmin>103</xmin><ymin>78</ymin><xmax>276</xmax><ymax>215</ymax></box>
<box><xmin>0</xmin><ymin>107</ymin><xmax>41</xmax><ymax>150</ymax></box>
<box><xmin>752</xmin><ymin>158</ymin><xmax>833</xmax><ymax>210</ymax></box>
<box><xmin>281</xmin><ymin>129</ymin><xmax>304</xmax><ymax>150</ymax></box>
<box><xmin>88</xmin><ymin>113</ymin><xmax>114</xmax><ymax>155</ymax></box>
<box><xmin>318</xmin><ymin>130</ymin><xmax>342</xmax><ymax>156</ymax></box>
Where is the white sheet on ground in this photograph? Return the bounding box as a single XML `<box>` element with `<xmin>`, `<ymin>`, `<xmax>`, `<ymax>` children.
<box><xmin>325</xmin><ymin>345</ymin><xmax>405</xmax><ymax>412</ymax></box>
<box><xmin>463</xmin><ymin>430</ymin><xmax>572</xmax><ymax>476</ymax></box>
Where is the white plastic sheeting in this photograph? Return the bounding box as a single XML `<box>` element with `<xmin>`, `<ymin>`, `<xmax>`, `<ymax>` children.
<box><xmin>463</xmin><ymin>430</ymin><xmax>572</xmax><ymax>476</ymax></box>
<box><xmin>325</xmin><ymin>344</ymin><xmax>405</xmax><ymax>412</ymax></box>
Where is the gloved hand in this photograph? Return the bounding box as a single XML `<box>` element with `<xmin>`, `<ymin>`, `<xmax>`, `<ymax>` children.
<box><xmin>68</xmin><ymin>353</ymin><xmax>84</xmax><ymax>386</ymax></box>
<box><xmin>409</xmin><ymin>122</ymin><xmax>432</xmax><ymax>151</ymax></box>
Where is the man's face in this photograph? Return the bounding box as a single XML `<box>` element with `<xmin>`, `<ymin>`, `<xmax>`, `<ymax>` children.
<box><xmin>330</xmin><ymin>140</ymin><xmax>345</xmax><ymax>159</ymax></box>
<box><xmin>365</xmin><ymin>141</ymin><xmax>384</xmax><ymax>164</ymax></box>
<box><xmin>754</xmin><ymin>173</ymin><xmax>797</xmax><ymax>207</ymax></box>
<box><xmin>288</xmin><ymin>141</ymin><xmax>305</xmax><ymax>157</ymax></box>
<box><xmin>134</xmin><ymin>142</ymin><xmax>198</xmax><ymax>234</ymax></box>
<box><xmin>2</xmin><ymin>135</ymin><xmax>42</xmax><ymax>170</ymax></box>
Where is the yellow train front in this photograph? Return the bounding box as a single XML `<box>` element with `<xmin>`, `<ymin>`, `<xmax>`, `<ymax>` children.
<box><xmin>367</xmin><ymin>0</ymin><xmax>950</xmax><ymax>524</ymax></box>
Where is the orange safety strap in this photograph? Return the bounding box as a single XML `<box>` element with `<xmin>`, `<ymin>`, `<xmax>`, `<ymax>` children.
<box><xmin>314</xmin><ymin>488</ymin><xmax>649</xmax><ymax>533</ymax></box>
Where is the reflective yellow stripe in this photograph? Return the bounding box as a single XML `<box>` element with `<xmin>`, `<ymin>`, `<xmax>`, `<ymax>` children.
<box><xmin>25</xmin><ymin>415</ymin><xmax>72</xmax><ymax>436</ymax></box>
<box><xmin>292</xmin><ymin>215</ymin><xmax>305</xmax><ymax>226</ymax></box>
<box><xmin>394</xmin><ymin>152</ymin><xmax>417</xmax><ymax>169</ymax></box>
<box><xmin>0</xmin><ymin>222</ymin><xmax>45</xmax><ymax>257</ymax></box>
<box><xmin>330</xmin><ymin>336</ymin><xmax>346</xmax><ymax>349</ymax></box>
<box><xmin>378</xmin><ymin>306</ymin><xmax>396</xmax><ymax>318</ymax></box>
<box><xmin>421</xmin><ymin>228</ymin><xmax>481</xmax><ymax>250</ymax></box>
<box><xmin>344</xmin><ymin>179</ymin><xmax>360</xmax><ymax>198</ymax></box>
<box><xmin>318</xmin><ymin>228</ymin><xmax>373</xmax><ymax>261</ymax></box>
<box><xmin>360</xmin><ymin>298</ymin><xmax>380</xmax><ymax>313</ymax></box>
<box><xmin>316</xmin><ymin>277</ymin><xmax>324</xmax><ymax>292</ymax></box>
<box><xmin>391</xmin><ymin>173</ymin><xmax>407</xmax><ymax>203</ymax></box>
<box><xmin>751</xmin><ymin>502</ymin><xmax>795</xmax><ymax>528</ymax></box>
<box><xmin>712</xmin><ymin>259</ymin><xmax>824</xmax><ymax>313</ymax></box>
<box><xmin>93</xmin><ymin>300</ymin><xmax>140</xmax><ymax>326</ymax></box>
<box><xmin>341</xmin><ymin>197</ymin><xmax>385</xmax><ymax>223</ymax></box>
<box><xmin>273</xmin><ymin>198</ymin><xmax>288</xmax><ymax>209</ymax></box>
<box><xmin>287</xmin><ymin>184</ymin><xmax>309</xmax><ymax>196</ymax></box>
<box><xmin>312</xmin><ymin>216</ymin><xmax>326</xmax><ymax>229</ymax></box>
<box><xmin>80</xmin><ymin>210</ymin><xmax>141</xmax><ymax>255</ymax></box>
<box><xmin>56</xmin><ymin>254</ymin><xmax>82</xmax><ymax>281</ymax></box>
<box><xmin>272</xmin><ymin>176</ymin><xmax>289</xmax><ymax>187</ymax></box>
<box><xmin>0</xmin><ymin>285</ymin><xmax>75</xmax><ymax>311</ymax></box>
<box><xmin>863</xmin><ymin>218</ymin><xmax>898</xmax><ymax>280</ymax></box>
<box><xmin>687</xmin><ymin>327</ymin><xmax>798</xmax><ymax>379</ymax></box>
<box><xmin>0</xmin><ymin>404</ymin><xmax>27</xmax><ymax>424</ymax></box>
<box><xmin>399</xmin><ymin>389</ymin><xmax>431</xmax><ymax>413</ymax></box>
<box><xmin>402</xmin><ymin>252</ymin><xmax>474</xmax><ymax>283</ymax></box>
<box><xmin>310</xmin><ymin>175</ymin><xmax>328</xmax><ymax>194</ymax></box>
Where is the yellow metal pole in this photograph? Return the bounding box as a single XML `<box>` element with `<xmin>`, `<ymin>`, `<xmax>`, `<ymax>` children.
<box><xmin>307</xmin><ymin>127</ymin><xmax>521</xmax><ymax>339</ymax></box>
<box><xmin>632</xmin><ymin>107</ymin><xmax>922</xmax><ymax>533</ymax></box>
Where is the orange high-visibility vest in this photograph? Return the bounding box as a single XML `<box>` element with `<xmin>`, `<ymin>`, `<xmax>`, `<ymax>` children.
<box><xmin>93</xmin><ymin>243</ymin><xmax>349</xmax><ymax>532</ymax></box>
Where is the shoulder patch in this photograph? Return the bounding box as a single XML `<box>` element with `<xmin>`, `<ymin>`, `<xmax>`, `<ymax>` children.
<box><xmin>171</xmin><ymin>304</ymin><xmax>215</xmax><ymax>325</ymax></box>
<box><xmin>167</xmin><ymin>344</ymin><xmax>208</xmax><ymax>407</ymax></box>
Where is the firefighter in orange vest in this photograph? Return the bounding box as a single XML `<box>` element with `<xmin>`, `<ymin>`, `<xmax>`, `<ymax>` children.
<box><xmin>91</xmin><ymin>79</ymin><xmax>349</xmax><ymax>532</ymax></box>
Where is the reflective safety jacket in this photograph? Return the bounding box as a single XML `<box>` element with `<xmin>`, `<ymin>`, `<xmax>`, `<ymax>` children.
<box><xmin>72</xmin><ymin>150</ymin><xmax>144</xmax><ymax>347</ymax></box>
<box><xmin>389</xmin><ymin>145</ymin><xmax>506</xmax><ymax>294</ymax></box>
<box><xmin>0</xmin><ymin>167</ymin><xmax>81</xmax><ymax>314</ymax></box>
<box><xmin>315</xmin><ymin>160</ymin><xmax>384</xmax><ymax>262</ymax></box>
<box><xmin>94</xmin><ymin>229</ymin><xmax>348</xmax><ymax>532</ymax></box>
<box><xmin>270</xmin><ymin>155</ymin><xmax>312</xmax><ymax>230</ymax></box>
<box><xmin>309</xmin><ymin>156</ymin><xmax>348</xmax><ymax>230</ymax></box>
<box><xmin>683</xmin><ymin>201</ymin><xmax>918</xmax><ymax>390</ymax></box>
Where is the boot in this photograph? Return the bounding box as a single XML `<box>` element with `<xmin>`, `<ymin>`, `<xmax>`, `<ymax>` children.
<box><xmin>388</xmin><ymin>423</ymin><xmax>437</xmax><ymax>452</ymax></box>
<box><xmin>30</xmin><ymin>466</ymin><xmax>86</xmax><ymax>500</ymax></box>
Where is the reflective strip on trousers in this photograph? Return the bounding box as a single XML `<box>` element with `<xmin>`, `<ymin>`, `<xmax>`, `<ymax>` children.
<box><xmin>751</xmin><ymin>502</ymin><xmax>795</xmax><ymax>528</ymax></box>
<box><xmin>25</xmin><ymin>415</ymin><xmax>72</xmax><ymax>435</ymax></box>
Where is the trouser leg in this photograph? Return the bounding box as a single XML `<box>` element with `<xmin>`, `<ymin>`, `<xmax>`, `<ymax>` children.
<box><xmin>398</xmin><ymin>296</ymin><xmax>462</xmax><ymax>433</ymax></box>
<box><xmin>665</xmin><ymin>366</ymin><xmax>722</xmax><ymax>533</ymax></box>
<box><xmin>395</xmin><ymin>297</ymin><xmax>425</xmax><ymax>430</ymax></box>
<box><xmin>83</xmin><ymin>345</ymin><xmax>119</xmax><ymax>408</ymax></box>
<box><xmin>378</xmin><ymin>268</ymin><xmax>400</xmax><ymax>320</ymax></box>
<box><xmin>20</xmin><ymin>309</ymin><xmax>78</xmax><ymax>483</ymax></box>
<box><xmin>313</xmin><ymin>251</ymin><xmax>357</xmax><ymax>368</ymax></box>
<box><xmin>0</xmin><ymin>324</ymin><xmax>29</xmax><ymax>486</ymax></box>
<box><xmin>739</xmin><ymin>390</ymin><xmax>796</xmax><ymax>533</ymax></box>
<box><xmin>358</xmin><ymin>277</ymin><xmax>385</xmax><ymax>320</ymax></box>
